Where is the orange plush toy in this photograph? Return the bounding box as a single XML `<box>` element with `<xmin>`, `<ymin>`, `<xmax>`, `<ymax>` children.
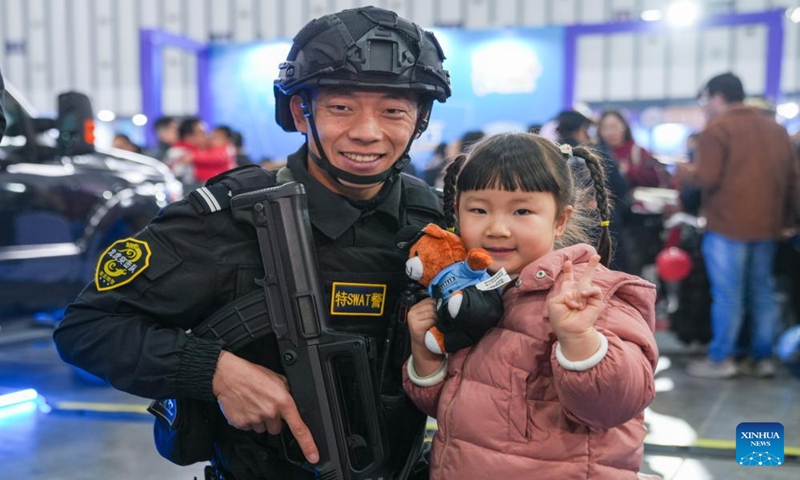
<box><xmin>404</xmin><ymin>224</ymin><xmax>507</xmax><ymax>354</ymax></box>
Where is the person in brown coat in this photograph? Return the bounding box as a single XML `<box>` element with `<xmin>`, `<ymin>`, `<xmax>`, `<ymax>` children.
<box><xmin>676</xmin><ymin>72</ymin><xmax>800</xmax><ymax>378</ymax></box>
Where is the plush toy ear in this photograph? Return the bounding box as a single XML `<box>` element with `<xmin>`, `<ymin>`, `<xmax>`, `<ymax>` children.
<box><xmin>466</xmin><ymin>248</ymin><xmax>493</xmax><ymax>271</ymax></box>
<box><xmin>422</xmin><ymin>223</ymin><xmax>447</xmax><ymax>239</ymax></box>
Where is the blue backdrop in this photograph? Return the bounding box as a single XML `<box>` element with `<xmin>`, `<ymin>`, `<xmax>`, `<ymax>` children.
<box><xmin>208</xmin><ymin>26</ymin><xmax>566</xmax><ymax>167</ymax></box>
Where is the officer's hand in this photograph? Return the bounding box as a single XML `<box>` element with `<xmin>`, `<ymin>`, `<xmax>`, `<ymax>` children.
<box><xmin>212</xmin><ymin>351</ymin><xmax>320</xmax><ymax>464</ymax></box>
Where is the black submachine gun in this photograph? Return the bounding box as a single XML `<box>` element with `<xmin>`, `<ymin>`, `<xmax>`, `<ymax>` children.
<box><xmin>231</xmin><ymin>182</ymin><xmax>386</xmax><ymax>480</ymax></box>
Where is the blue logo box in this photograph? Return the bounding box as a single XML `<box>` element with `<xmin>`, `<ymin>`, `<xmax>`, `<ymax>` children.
<box><xmin>736</xmin><ymin>422</ymin><xmax>784</xmax><ymax>466</ymax></box>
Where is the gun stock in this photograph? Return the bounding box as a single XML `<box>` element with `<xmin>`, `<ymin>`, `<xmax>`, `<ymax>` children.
<box><xmin>231</xmin><ymin>182</ymin><xmax>385</xmax><ymax>480</ymax></box>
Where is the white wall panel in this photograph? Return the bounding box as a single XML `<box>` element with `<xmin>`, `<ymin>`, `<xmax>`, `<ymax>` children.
<box><xmin>734</xmin><ymin>25</ymin><xmax>767</xmax><ymax>95</ymax></box>
<box><xmin>163</xmin><ymin>0</ymin><xmax>183</xmax><ymax>33</ymax></box>
<box><xmin>162</xmin><ymin>0</ymin><xmax>186</xmax><ymax>115</ymax></box>
<box><xmin>782</xmin><ymin>15</ymin><xmax>799</xmax><ymax>93</ymax></box>
<box><xmin>580</xmin><ymin>0</ymin><xmax>606</xmax><ymax>24</ymax></box>
<box><xmin>258</xmin><ymin>0</ymin><xmax>280</xmax><ymax>40</ymax></box>
<box><xmin>637</xmin><ymin>33</ymin><xmax>667</xmax><ymax>99</ymax></box>
<box><xmin>552</xmin><ymin>0</ymin><xmax>578</xmax><ymax>25</ymax></box>
<box><xmin>735</xmin><ymin>0</ymin><xmax>768</xmax><ymax>11</ymax></box>
<box><xmin>521</xmin><ymin>0</ymin><xmax>546</xmax><ymax>26</ymax></box>
<box><xmin>284</xmin><ymin>1</ymin><xmax>305</xmax><ymax>41</ymax></box>
<box><xmin>606</xmin><ymin>33</ymin><xmax>635</xmax><ymax>100</ymax></box>
<box><xmin>608</xmin><ymin>0</ymin><xmax>637</xmax><ymax>21</ymax></box>
<box><xmin>49</xmin><ymin>0</ymin><xmax>72</xmax><ymax>105</ymax></box>
<box><xmin>465</xmin><ymin>0</ymin><xmax>492</xmax><ymax>29</ymax></box>
<box><xmin>116</xmin><ymin>0</ymin><xmax>140</xmax><ymax>115</ymax></box>
<box><xmin>410</xmin><ymin>0</ymin><xmax>436</xmax><ymax>28</ymax></box>
<box><xmin>699</xmin><ymin>28</ymin><xmax>732</xmax><ymax>86</ymax></box>
<box><xmin>186</xmin><ymin>0</ymin><xmax>208</xmax><ymax>40</ymax></box>
<box><xmin>233</xmin><ymin>0</ymin><xmax>256</xmax><ymax>41</ymax></box>
<box><xmin>494</xmin><ymin>0</ymin><xmax>520</xmax><ymax>27</ymax></box>
<box><xmin>2</xmin><ymin>0</ymin><xmax>27</xmax><ymax>91</ymax></box>
<box><xmin>438</xmin><ymin>0</ymin><xmax>464</xmax><ymax>26</ymax></box>
<box><xmin>575</xmin><ymin>35</ymin><xmax>605</xmax><ymax>102</ymax></box>
<box><xmin>209</xmin><ymin>0</ymin><xmax>233</xmax><ymax>40</ymax></box>
<box><xmin>667</xmin><ymin>30</ymin><xmax>699</xmax><ymax>98</ymax></box>
<box><xmin>308</xmin><ymin>0</ymin><xmax>332</xmax><ymax>18</ymax></box>
<box><xmin>139</xmin><ymin>0</ymin><xmax>160</xmax><ymax>28</ymax></box>
<box><xmin>71</xmin><ymin>0</ymin><xmax>93</xmax><ymax>99</ymax></box>
<box><xmin>94</xmin><ymin>0</ymin><xmax>117</xmax><ymax>112</ymax></box>
<box><xmin>27</xmin><ymin>0</ymin><xmax>50</xmax><ymax>111</ymax></box>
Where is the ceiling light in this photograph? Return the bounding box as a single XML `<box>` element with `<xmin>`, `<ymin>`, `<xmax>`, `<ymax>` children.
<box><xmin>641</xmin><ymin>10</ymin><xmax>663</xmax><ymax>22</ymax></box>
<box><xmin>667</xmin><ymin>1</ymin><xmax>699</xmax><ymax>27</ymax></box>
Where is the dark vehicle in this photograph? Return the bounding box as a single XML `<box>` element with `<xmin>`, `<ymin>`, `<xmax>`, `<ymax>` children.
<box><xmin>0</xmin><ymin>82</ymin><xmax>183</xmax><ymax>314</ymax></box>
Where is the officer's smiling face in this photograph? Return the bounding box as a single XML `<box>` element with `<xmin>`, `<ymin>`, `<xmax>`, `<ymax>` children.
<box><xmin>290</xmin><ymin>87</ymin><xmax>419</xmax><ymax>200</ymax></box>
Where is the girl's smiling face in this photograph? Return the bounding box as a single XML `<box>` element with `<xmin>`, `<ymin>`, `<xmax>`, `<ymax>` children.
<box><xmin>457</xmin><ymin>188</ymin><xmax>572</xmax><ymax>275</ymax></box>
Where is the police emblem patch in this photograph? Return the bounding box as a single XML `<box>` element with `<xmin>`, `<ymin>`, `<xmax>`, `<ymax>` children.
<box><xmin>330</xmin><ymin>282</ymin><xmax>387</xmax><ymax>316</ymax></box>
<box><xmin>95</xmin><ymin>238</ymin><xmax>152</xmax><ymax>291</ymax></box>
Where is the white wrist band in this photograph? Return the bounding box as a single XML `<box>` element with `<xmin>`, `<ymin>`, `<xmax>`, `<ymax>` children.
<box><xmin>407</xmin><ymin>355</ymin><xmax>448</xmax><ymax>386</ymax></box>
<box><xmin>555</xmin><ymin>331</ymin><xmax>609</xmax><ymax>371</ymax></box>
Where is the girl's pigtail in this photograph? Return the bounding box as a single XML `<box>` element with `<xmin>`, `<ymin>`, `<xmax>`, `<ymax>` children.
<box><xmin>442</xmin><ymin>154</ymin><xmax>466</xmax><ymax>232</ymax></box>
<box><xmin>574</xmin><ymin>146</ymin><xmax>613</xmax><ymax>267</ymax></box>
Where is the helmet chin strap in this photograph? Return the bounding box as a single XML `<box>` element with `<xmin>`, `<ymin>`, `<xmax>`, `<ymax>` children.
<box><xmin>300</xmin><ymin>91</ymin><xmax>430</xmax><ymax>186</ymax></box>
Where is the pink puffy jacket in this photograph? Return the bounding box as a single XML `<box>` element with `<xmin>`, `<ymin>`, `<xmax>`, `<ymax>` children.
<box><xmin>404</xmin><ymin>244</ymin><xmax>659</xmax><ymax>480</ymax></box>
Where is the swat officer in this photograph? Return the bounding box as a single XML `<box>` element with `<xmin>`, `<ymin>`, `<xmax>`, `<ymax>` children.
<box><xmin>53</xmin><ymin>6</ymin><xmax>450</xmax><ymax>480</ymax></box>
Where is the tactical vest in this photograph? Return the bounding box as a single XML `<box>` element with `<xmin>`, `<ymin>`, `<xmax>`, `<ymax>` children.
<box><xmin>183</xmin><ymin>164</ymin><xmax>442</xmax><ymax>479</ymax></box>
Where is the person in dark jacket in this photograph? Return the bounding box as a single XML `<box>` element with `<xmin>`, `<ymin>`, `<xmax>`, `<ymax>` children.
<box><xmin>53</xmin><ymin>7</ymin><xmax>451</xmax><ymax>480</ymax></box>
<box><xmin>555</xmin><ymin>110</ymin><xmax>629</xmax><ymax>272</ymax></box>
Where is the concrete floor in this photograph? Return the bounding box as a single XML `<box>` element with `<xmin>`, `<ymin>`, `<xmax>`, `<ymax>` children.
<box><xmin>1</xmin><ymin>316</ymin><xmax>799</xmax><ymax>480</ymax></box>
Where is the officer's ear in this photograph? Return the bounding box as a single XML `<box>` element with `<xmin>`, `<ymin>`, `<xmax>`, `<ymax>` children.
<box><xmin>289</xmin><ymin>95</ymin><xmax>309</xmax><ymax>134</ymax></box>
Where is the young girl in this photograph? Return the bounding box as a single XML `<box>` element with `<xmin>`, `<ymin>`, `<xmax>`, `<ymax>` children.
<box><xmin>403</xmin><ymin>133</ymin><xmax>659</xmax><ymax>479</ymax></box>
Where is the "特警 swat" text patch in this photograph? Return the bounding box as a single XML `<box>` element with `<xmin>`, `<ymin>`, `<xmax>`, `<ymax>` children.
<box><xmin>330</xmin><ymin>282</ymin><xmax>387</xmax><ymax>316</ymax></box>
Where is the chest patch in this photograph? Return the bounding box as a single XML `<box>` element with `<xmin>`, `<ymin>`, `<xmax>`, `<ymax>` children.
<box><xmin>330</xmin><ymin>282</ymin><xmax>387</xmax><ymax>316</ymax></box>
<box><xmin>95</xmin><ymin>238</ymin><xmax>152</xmax><ymax>291</ymax></box>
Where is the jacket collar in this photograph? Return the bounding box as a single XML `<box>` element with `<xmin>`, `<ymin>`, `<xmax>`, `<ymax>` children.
<box><xmin>513</xmin><ymin>244</ymin><xmax>598</xmax><ymax>292</ymax></box>
<box><xmin>286</xmin><ymin>145</ymin><xmax>403</xmax><ymax>240</ymax></box>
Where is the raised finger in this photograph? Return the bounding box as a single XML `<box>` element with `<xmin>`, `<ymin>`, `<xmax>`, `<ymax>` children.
<box><xmin>558</xmin><ymin>260</ymin><xmax>575</xmax><ymax>292</ymax></box>
<box><xmin>282</xmin><ymin>403</ymin><xmax>320</xmax><ymax>464</ymax></box>
<box><xmin>577</xmin><ymin>255</ymin><xmax>601</xmax><ymax>290</ymax></box>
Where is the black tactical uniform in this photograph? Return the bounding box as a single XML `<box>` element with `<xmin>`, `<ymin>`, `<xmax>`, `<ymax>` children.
<box><xmin>54</xmin><ymin>145</ymin><xmax>443</xmax><ymax>478</ymax></box>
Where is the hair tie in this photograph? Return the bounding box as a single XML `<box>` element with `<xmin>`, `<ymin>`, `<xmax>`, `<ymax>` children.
<box><xmin>600</xmin><ymin>220</ymin><xmax>610</xmax><ymax>227</ymax></box>
<box><xmin>446</xmin><ymin>226</ymin><xmax>456</xmax><ymax>233</ymax></box>
<box><xmin>559</xmin><ymin>143</ymin><xmax>574</xmax><ymax>159</ymax></box>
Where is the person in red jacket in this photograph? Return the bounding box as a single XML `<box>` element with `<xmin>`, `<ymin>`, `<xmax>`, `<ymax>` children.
<box><xmin>403</xmin><ymin>133</ymin><xmax>659</xmax><ymax>479</ymax></box>
<box><xmin>166</xmin><ymin>117</ymin><xmax>235</xmax><ymax>188</ymax></box>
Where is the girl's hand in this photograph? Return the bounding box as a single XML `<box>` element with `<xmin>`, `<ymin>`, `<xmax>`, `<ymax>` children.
<box><xmin>406</xmin><ymin>297</ymin><xmax>437</xmax><ymax>349</ymax></box>
<box><xmin>406</xmin><ymin>297</ymin><xmax>445</xmax><ymax>377</ymax></box>
<box><xmin>547</xmin><ymin>255</ymin><xmax>605</xmax><ymax>342</ymax></box>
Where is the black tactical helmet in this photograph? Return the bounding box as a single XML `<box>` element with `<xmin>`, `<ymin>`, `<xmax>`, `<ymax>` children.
<box><xmin>274</xmin><ymin>6</ymin><xmax>451</xmax><ymax>132</ymax></box>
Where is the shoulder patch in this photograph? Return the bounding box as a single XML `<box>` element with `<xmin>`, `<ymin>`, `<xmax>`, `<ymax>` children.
<box><xmin>95</xmin><ymin>238</ymin><xmax>152</xmax><ymax>291</ymax></box>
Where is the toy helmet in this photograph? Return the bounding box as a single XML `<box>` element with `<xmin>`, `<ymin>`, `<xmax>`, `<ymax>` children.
<box><xmin>273</xmin><ymin>6</ymin><xmax>451</xmax><ymax>185</ymax></box>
